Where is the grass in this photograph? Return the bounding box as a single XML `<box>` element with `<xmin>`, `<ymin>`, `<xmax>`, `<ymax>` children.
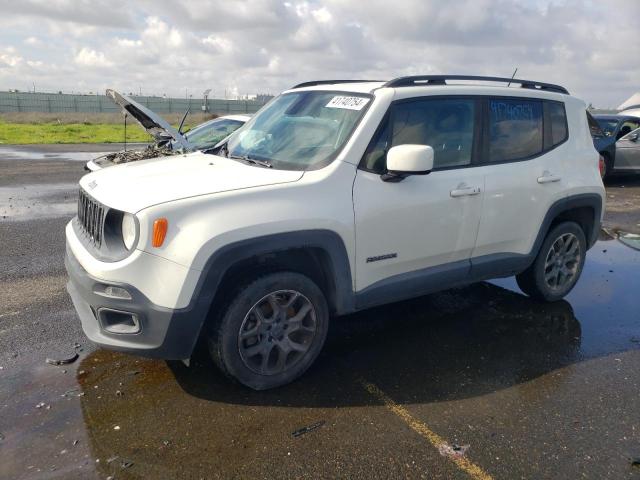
<box><xmin>0</xmin><ymin>120</ymin><xmax>153</xmax><ymax>144</ymax></box>
<box><xmin>0</xmin><ymin>112</ymin><xmax>217</xmax><ymax>145</ymax></box>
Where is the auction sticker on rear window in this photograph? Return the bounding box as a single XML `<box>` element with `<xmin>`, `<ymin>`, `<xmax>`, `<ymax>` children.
<box><xmin>325</xmin><ymin>96</ymin><xmax>370</xmax><ymax>110</ymax></box>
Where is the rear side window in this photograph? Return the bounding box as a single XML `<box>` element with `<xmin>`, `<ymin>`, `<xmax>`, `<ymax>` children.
<box><xmin>488</xmin><ymin>99</ymin><xmax>543</xmax><ymax>162</ymax></box>
<box><xmin>548</xmin><ymin>102</ymin><xmax>568</xmax><ymax>146</ymax></box>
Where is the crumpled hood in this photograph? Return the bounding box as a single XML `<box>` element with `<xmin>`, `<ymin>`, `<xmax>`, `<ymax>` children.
<box><xmin>79</xmin><ymin>151</ymin><xmax>304</xmax><ymax>213</ymax></box>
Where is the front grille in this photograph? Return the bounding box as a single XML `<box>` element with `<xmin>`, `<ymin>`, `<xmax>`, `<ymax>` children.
<box><xmin>77</xmin><ymin>189</ymin><xmax>105</xmax><ymax>247</ymax></box>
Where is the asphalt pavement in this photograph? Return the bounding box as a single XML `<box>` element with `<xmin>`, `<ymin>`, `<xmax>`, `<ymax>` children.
<box><xmin>1</xmin><ymin>145</ymin><xmax>639</xmax><ymax>480</ymax></box>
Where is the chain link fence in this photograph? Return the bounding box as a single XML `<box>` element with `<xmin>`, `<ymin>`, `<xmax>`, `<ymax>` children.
<box><xmin>0</xmin><ymin>91</ymin><xmax>269</xmax><ymax>115</ymax></box>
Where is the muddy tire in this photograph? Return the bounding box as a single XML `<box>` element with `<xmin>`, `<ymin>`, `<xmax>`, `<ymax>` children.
<box><xmin>207</xmin><ymin>272</ymin><xmax>329</xmax><ymax>390</ymax></box>
<box><xmin>516</xmin><ymin>222</ymin><xmax>586</xmax><ymax>302</ymax></box>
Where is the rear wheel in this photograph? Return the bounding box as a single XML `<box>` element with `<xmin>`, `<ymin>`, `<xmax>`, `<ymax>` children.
<box><xmin>208</xmin><ymin>272</ymin><xmax>329</xmax><ymax>390</ymax></box>
<box><xmin>516</xmin><ymin>222</ymin><xmax>586</xmax><ymax>302</ymax></box>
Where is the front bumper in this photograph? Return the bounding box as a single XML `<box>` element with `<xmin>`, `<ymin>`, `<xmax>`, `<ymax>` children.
<box><xmin>65</xmin><ymin>245</ymin><xmax>204</xmax><ymax>360</ymax></box>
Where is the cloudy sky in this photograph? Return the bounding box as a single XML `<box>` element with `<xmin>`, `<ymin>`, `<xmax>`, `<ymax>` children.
<box><xmin>0</xmin><ymin>0</ymin><xmax>638</xmax><ymax>107</ymax></box>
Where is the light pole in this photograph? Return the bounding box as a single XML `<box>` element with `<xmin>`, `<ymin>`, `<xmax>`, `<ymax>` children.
<box><xmin>202</xmin><ymin>88</ymin><xmax>211</xmax><ymax>112</ymax></box>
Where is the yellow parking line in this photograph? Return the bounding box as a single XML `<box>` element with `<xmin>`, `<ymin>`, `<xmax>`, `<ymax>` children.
<box><xmin>359</xmin><ymin>379</ymin><xmax>493</xmax><ymax>480</ymax></box>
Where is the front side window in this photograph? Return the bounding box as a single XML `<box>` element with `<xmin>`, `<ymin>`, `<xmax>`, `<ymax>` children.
<box><xmin>362</xmin><ymin>98</ymin><xmax>476</xmax><ymax>173</ymax></box>
<box><xmin>224</xmin><ymin>91</ymin><xmax>371</xmax><ymax>170</ymax></box>
<box><xmin>488</xmin><ymin>99</ymin><xmax>543</xmax><ymax>162</ymax></box>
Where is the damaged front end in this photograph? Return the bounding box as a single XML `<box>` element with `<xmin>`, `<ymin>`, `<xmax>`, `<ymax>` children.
<box><xmin>91</xmin><ymin>144</ymin><xmax>181</xmax><ymax>169</ymax></box>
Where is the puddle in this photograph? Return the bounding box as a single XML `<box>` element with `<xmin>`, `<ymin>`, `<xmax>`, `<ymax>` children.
<box><xmin>0</xmin><ymin>148</ymin><xmax>101</xmax><ymax>163</ymax></box>
<box><xmin>617</xmin><ymin>232</ymin><xmax>640</xmax><ymax>251</ymax></box>
<box><xmin>1</xmin><ymin>235</ymin><xmax>639</xmax><ymax>478</ymax></box>
<box><xmin>0</xmin><ymin>183</ymin><xmax>77</xmax><ymax>221</ymax></box>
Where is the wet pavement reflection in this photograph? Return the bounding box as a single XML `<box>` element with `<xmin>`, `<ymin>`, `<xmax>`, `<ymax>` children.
<box><xmin>0</xmin><ymin>183</ymin><xmax>77</xmax><ymax>221</ymax></box>
<box><xmin>1</xmin><ymin>234</ymin><xmax>639</xmax><ymax>479</ymax></box>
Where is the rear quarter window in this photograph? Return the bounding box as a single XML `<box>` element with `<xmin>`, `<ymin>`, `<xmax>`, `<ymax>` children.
<box><xmin>488</xmin><ymin>98</ymin><xmax>543</xmax><ymax>162</ymax></box>
<box><xmin>547</xmin><ymin>101</ymin><xmax>568</xmax><ymax>146</ymax></box>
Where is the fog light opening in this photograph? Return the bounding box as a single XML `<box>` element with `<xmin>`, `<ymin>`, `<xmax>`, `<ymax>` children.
<box><xmin>98</xmin><ymin>308</ymin><xmax>141</xmax><ymax>334</ymax></box>
<box><xmin>94</xmin><ymin>284</ymin><xmax>132</xmax><ymax>300</ymax></box>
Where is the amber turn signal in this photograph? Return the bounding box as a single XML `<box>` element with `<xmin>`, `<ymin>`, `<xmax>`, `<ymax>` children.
<box><xmin>152</xmin><ymin>218</ymin><xmax>168</xmax><ymax>247</ymax></box>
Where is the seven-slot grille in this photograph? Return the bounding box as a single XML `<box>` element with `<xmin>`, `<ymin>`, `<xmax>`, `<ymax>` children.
<box><xmin>77</xmin><ymin>188</ymin><xmax>105</xmax><ymax>246</ymax></box>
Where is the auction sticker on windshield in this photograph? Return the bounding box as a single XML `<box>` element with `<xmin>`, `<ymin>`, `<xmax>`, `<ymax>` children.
<box><xmin>326</xmin><ymin>96</ymin><xmax>370</xmax><ymax>110</ymax></box>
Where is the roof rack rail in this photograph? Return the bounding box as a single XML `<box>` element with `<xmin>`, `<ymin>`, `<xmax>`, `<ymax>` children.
<box><xmin>291</xmin><ymin>79</ymin><xmax>384</xmax><ymax>89</ymax></box>
<box><xmin>383</xmin><ymin>75</ymin><xmax>569</xmax><ymax>94</ymax></box>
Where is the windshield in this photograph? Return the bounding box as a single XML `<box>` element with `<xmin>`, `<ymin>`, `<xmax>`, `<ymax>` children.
<box><xmin>595</xmin><ymin>118</ymin><xmax>619</xmax><ymax>137</ymax></box>
<box><xmin>224</xmin><ymin>91</ymin><xmax>372</xmax><ymax>170</ymax></box>
<box><xmin>181</xmin><ymin>118</ymin><xmax>245</xmax><ymax>150</ymax></box>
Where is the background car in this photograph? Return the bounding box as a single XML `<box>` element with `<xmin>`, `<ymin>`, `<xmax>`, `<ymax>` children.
<box><xmin>614</xmin><ymin>126</ymin><xmax>640</xmax><ymax>173</ymax></box>
<box><xmin>589</xmin><ymin>113</ymin><xmax>640</xmax><ymax>178</ymax></box>
<box><xmin>86</xmin><ymin>89</ymin><xmax>249</xmax><ymax>171</ymax></box>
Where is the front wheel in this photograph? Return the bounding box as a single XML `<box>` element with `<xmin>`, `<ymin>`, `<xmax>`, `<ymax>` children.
<box><xmin>208</xmin><ymin>272</ymin><xmax>329</xmax><ymax>390</ymax></box>
<box><xmin>516</xmin><ymin>222</ymin><xmax>586</xmax><ymax>302</ymax></box>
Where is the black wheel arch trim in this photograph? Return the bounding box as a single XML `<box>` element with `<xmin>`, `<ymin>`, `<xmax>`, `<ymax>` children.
<box><xmin>182</xmin><ymin>229</ymin><xmax>355</xmax><ymax>341</ymax></box>
<box><xmin>534</xmin><ymin>193</ymin><xmax>602</xmax><ymax>251</ymax></box>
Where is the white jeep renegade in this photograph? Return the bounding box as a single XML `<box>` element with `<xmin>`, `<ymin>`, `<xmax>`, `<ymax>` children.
<box><xmin>66</xmin><ymin>75</ymin><xmax>605</xmax><ymax>390</ymax></box>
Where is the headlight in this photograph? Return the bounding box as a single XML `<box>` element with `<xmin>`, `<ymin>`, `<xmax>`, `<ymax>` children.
<box><xmin>121</xmin><ymin>213</ymin><xmax>137</xmax><ymax>250</ymax></box>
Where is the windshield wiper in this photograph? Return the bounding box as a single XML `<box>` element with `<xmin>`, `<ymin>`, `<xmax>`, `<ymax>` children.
<box><xmin>228</xmin><ymin>154</ymin><xmax>273</xmax><ymax>168</ymax></box>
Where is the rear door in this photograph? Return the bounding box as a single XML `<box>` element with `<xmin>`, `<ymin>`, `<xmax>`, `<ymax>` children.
<box><xmin>353</xmin><ymin>96</ymin><xmax>485</xmax><ymax>292</ymax></box>
<box><xmin>472</xmin><ymin>98</ymin><xmax>569</xmax><ymax>264</ymax></box>
<box><xmin>615</xmin><ymin>127</ymin><xmax>640</xmax><ymax>171</ymax></box>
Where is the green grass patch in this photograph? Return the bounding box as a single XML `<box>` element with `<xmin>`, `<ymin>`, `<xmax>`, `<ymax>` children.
<box><xmin>0</xmin><ymin>120</ymin><xmax>154</xmax><ymax>144</ymax></box>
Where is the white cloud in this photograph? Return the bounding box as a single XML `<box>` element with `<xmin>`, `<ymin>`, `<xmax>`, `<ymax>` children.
<box><xmin>24</xmin><ymin>36</ymin><xmax>42</xmax><ymax>46</ymax></box>
<box><xmin>0</xmin><ymin>0</ymin><xmax>639</xmax><ymax>106</ymax></box>
<box><xmin>74</xmin><ymin>47</ymin><xmax>113</xmax><ymax>67</ymax></box>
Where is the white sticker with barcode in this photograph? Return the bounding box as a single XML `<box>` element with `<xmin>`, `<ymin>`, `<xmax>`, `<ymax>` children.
<box><xmin>325</xmin><ymin>96</ymin><xmax>370</xmax><ymax>110</ymax></box>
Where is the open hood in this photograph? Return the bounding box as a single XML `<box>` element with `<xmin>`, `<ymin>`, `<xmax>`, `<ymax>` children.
<box><xmin>106</xmin><ymin>89</ymin><xmax>192</xmax><ymax>150</ymax></box>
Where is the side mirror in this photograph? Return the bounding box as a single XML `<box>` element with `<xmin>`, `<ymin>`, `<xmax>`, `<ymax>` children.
<box><xmin>628</xmin><ymin>132</ymin><xmax>639</xmax><ymax>142</ymax></box>
<box><xmin>381</xmin><ymin>144</ymin><xmax>434</xmax><ymax>182</ymax></box>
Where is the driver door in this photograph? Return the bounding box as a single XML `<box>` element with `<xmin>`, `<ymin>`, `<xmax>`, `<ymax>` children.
<box><xmin>352</xmin><ymin>97</ymin><xmax>484</xmax><ymax>297</ymax></box>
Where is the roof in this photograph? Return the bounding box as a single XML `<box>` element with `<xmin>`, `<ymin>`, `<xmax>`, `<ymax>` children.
<box><xmin>220</xmin><ymin>114</ymin><xmax>252</xmax><ymax>122</ymax></box>
<box><xmin>286</xmin><ymin>82</ymin><xmax>385</xmax><ymax>94</ymax></box>
<box><xmin>289</xmin><ymin>75</ymin><xmax>568</xmax><ymax>96</ymax></box>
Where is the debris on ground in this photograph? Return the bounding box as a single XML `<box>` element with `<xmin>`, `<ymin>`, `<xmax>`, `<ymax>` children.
<box><xmin>438</xmin><ymin>443</ymin><xmax>470</xmax><ymax>458</ymax></box>
<box><xmin>0</xmin><ymin>432</ymin><xmax>4</xmax><ymax>441</ymax></box>
<box><xmin>61</xmin><ymin>388</ymin><xmax>81</xmax><ymax>398</ymax></box>
<box><xmin>113</xmin><ymin>426</ymin><xmax>121</xmax><ymax>431</ymax></box>
<box><xmin>46</xmin><ymin>353</ymin><xmax>78</xmax><ymax>366</ymax></box>
<box><xmin>631</xmin><ymin>457</ymin><xmax>640</xmax><ymax>468</ymax></box>
<box><xmin>291</xmin><ymin>421</ymin><xmax>325</xmax><ymax>438</ymax></box>
<box><xmin>106</xmin><ymin>455</ymin><xmax>134</xmax><ymax>469</ymax></box>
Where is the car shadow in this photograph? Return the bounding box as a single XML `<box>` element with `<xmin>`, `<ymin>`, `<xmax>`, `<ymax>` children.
<box><xmin>604</xmin><ymin>172</ymin><xmax>640</xmax><ymax>187</ymax></box>
<box><xmin>166</xmin><ymin>282</ymin><xmax>582</xmax><ymax>407</ymax></box>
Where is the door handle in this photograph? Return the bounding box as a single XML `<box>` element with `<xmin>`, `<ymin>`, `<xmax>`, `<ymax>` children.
<box><xmin>450</xmin><ymin>186</ymin><xmax>481</xmax><ymax>197</ymax></box>
<box><xmin>537</xmin><ymin>172</ymin><xmax>561</xmax><ymax>184</ymax></box>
